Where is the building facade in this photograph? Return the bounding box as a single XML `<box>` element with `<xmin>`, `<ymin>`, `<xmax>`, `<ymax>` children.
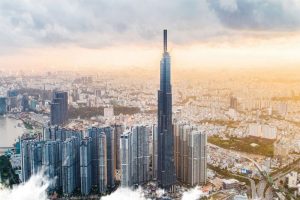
<box><xmin>120</xmin><ymin>131</ymin><xmax>130</xmax><ymax>187</ymax></box>
<box><xmin>174</xmin><ymin>123</ymin><xmax>207</xmax><ymax>186</ymax></box>
<box><xmin>120</xmin><ymin>126</ymin><xmax>151</xmax><ymax>187</ymax></box>
<box><xmin>157</xmin><ymin>29</ymin><xmax>176</xmax><ymax>189</ymax></box>
<box><xmin>62</xmin><ymin>137</ymin><xmax>80</xmax><ymax>195</ymax></box>
<box><xmin>43</xmin><ymin>140</ymin><xmax>62</xmax><ymax>190</ymax></box>
<box><xmin>21</xmin><ymin>139</ymin><xmax>34</xmax><ymax>182</ymax></box>
<box><xmin>188</xmin><ymin>130</ymin><xmax>207</xmax><ymax>186</ymax></box>
<box><xmin>50</xmin><ymin>91</ymin><xmax>68</xmax><ymax>125</ymax></box>
<box><xmin>80</xmin><ymin>137</ymin><xmax>92</xmax><ymax>195</ymax></box>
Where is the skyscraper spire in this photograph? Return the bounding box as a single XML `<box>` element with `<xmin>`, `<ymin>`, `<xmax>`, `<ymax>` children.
<box><xmin>164</xmin><ymin>29</ymin><xmax>167</xmax><ymax>53</ymax></box>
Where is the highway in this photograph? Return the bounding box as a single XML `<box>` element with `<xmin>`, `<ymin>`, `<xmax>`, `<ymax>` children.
<box><xmin>256</xmin><ymin>158</ymin><xmax>300</xmax><ymax>199</ymax></box>
<box><xmin>208</xmin><ymin>143</ymin><xmax>300</xmax><ymax>199</ymax></box>
<box><xmin>208</xmin><ymin>143</ymin><xmax>259</xmax><ymax>199</ymax></box>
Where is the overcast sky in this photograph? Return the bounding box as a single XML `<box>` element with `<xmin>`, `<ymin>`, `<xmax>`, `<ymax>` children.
<box><xmin>1</xmin><ymin>0</ymin><xmax>300</xmax><ymax>70</ymax></box>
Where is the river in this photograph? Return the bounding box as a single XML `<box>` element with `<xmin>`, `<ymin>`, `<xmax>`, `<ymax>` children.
<box><xmin>0</xmin><ymin>116</ymin><xmax>23</xmax><ymax>147</ymax></box>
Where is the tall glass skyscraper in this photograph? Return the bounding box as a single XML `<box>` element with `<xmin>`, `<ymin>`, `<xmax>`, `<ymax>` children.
<box><xmin>157</xmin><ymin>29</ymin><xmax>176</xmax><ymax>189</ymax></box>
<box><xmin>88</xmin><ymin>127</ymin><xmax>108</xmax><ymax>193</ymax></box>
<box><xmin>43</xmin><ymin>140</ymin><xmax>63</xmax><ymax>190</ymax></box>
<box><xmin>21</xmin><ymin>139</ymin><xmax>34</xmax><ymax>182</ymax></box>
<box><xmin>120</xmin><ymin>126</ymin><xmax>150</xmax><ymax>187</ymax></box>
<box><xmin>80</xmin><ymin>137</ymin><xmax>92</xmax><ymax>196</ymax></box>
<box><xmin>188</xmin><ymin>130</ymin><xmax>207</xmax><ymax>186</ymax></box>
<box><xmin>62</xmin><ymin>136</ymin><xmax>80</xmax><ymax>195</ymax></box>
<box><xmin>51</xmin><ymin>91</ymin><xmax>68</xmax><ymax>125</ymax></box>
<box><xmin>120</xmin><ymin>131</ymin><xmax>130</xmax><ymax>187</ymax></box>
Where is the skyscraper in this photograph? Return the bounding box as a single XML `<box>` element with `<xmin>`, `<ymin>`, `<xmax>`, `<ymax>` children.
<box><xmin>0</xmin><ymin>97</ymin><xmax>7</xmax><ymax>115</ymax></box>
<box><xmin>6</xmin><ymin>90</ymin><xmax>18</xmax><ymax>110</ymax></box>
<box><xmin>120</xmin><ymin>131</ymin><xmax>130</xmax><ymax>187</ymax></box>
<box><xmin>30</xmin><ymin>141</ymin><xmax>44</xmax><ymax>175</ymax></box>
<box><xmin>180</xmin><ymin>124</ymin><xmax>192</xmax><ymax>183</ymax></box>
<box><xmin>173</xmin><ymin>123</ymin><xmax>207</xmax><ymax>186</ymax></box>
<box><xmin>131</xmin><ymin>126</ymin><xmax>150</xmax><ymax>185</ymax></box>
<box><xmin>103</xmin><ymin>127</ymin><xmax>115</xmax><ymax>189</ymax></box>
<box><xmin>62</xmin><ymin>137</ymin><xmax>80</xmax><ymax>195</ymax></box>
<box><xmin>43</xmin><ymin>140</ymin><xmax>62</xmax><ymax>190</ymax></box>
<box><xmin>21</xmin><ymin>140</ymin><xmax>44</xmax><ymax>182</ymax></box>
<box><xmin>21</xmin><ymin>139</ymin><xmax>34</xmax><ymax>182</ymax></box>
<box><xmin>188</xmin><ymin>130</ymin><xmax>207</xmax><ymax>186</ymax></box>
<box><xmin>157</xmin><ymin>29</ymin><xmax>176</xmax><ymax>189</ymax></box>
<box><xmin>120</xmin><ymin>126</ymin><xmax>150</xmax><ymax>187</ymax></box>
<box><xmin>88</xmin><ymin>127</ymin><xmax>100</xmax><ymax>187</ymax></box>
<box><xmin>21</xmin><ymin>94</ymin><xmax>29</xmax><ymax>112</ymax></box>
<box><xmin>113</xmin><ymin>124</ymin><xmax>124</xmax><ymax>173</ymax></box>
<box><xmin>88</xmin><ymin>127</ymin><xmax>108</xmax><ymax>193</ymax></box>
<box><xmin>80</xmin><ymin>137</ymin><xmax>92</xmax><ymax>196</ymax></box>
<box><xmin>51</xmin><ymin>91</ymin><xmax>68</xmax><ymax>125</ymax></box>
<box><xmin>98</xmin><ymin>132</ymin><xmax>107</xmax><ymax>193</ymax></box>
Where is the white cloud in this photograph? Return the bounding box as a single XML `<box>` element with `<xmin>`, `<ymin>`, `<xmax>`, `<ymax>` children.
<box><xmin>181</xmin><ymin>186</ymin><xmax>207</xmax><ymax>200</ymax></box>
<box><xmin>100</xmin><ymin>187</ymin><xmax>146</xmax><ymax>200</ymax></box>
<box><xmin>101</xmin><ymin>186</ymin><xmax>206</xmax><ymax>200</ymax></box>
<box><xmin>0</xmin><ymin>0</ymin><xmax>299</xmax><ymax>54</ymax></box>
<box><xmin>0</xmin><ymin>172</ymin><xmax>49</xmax><ymax>200</ymax></box>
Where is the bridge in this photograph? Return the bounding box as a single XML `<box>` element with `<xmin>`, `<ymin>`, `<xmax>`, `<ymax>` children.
<box><xmin>0</xmin><ymin>147</ymin><xmax>14</xmax><ymax>149</ymax></box>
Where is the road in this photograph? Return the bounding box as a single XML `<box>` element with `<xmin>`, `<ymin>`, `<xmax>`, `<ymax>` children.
<box><xmin>256</xmin><ymin>180</ymin><xmax>266</xmax><ymax>198</ymax></box>
<box><xmin>208</xmin><ymin>143</ymin><xmax>300</xmax><ymax>199</ymax></box>
<box><xmin>208</xmin><ymin>143</ymin><xmax>259</xmax><ymax>199</ymax></box>
<box><xmin>256</xmin><ymin>158</ymin><xmax>300</xmax><ymax>199</ymax></box>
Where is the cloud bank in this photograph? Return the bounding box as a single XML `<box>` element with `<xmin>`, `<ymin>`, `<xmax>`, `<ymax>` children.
<box><xmin>0</xmin><ymin>0</ymin><xmax>300</xmax><ymax>52</ymax></box>
<box><xmin>101</xmin><ymin>186</ymin><xmax>206</xmax><ymax>200</ymax></box>
<box><xmin>0</xmin><ymin>172</ymin><xmax>49</xmax><ymax>200</ymax></box>
<box><xmin>209</xmin><ymin>0</ymin><xmax>300</xmax><ymax>30</ymax></box>
<box><xmin>0</xmin><ymin>172</ymin><xmax>206</xmax><ymax>200</ymax></box>
<box><xmin>101</xmin><ymin>187</ymin><xmax>146</xmax><ymax>200</ymax></box>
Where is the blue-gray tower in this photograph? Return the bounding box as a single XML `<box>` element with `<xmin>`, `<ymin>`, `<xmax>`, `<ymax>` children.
<box><xmin>157</xmin><ymin>29</ymin><xmax>176</xmax><ymax>189</ymax></box>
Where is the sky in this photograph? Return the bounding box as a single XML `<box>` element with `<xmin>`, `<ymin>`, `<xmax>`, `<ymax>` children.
<box><xmin>0</xmin><ymin>0</ymin><xmax>300</xmax><ymax>70</ymax></box>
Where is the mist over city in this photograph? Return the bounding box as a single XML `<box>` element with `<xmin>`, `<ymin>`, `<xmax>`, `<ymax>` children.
<box><xmin>1</xmin><ymin>1</ymin><xmax>300</xmax><ymax>200</ymax></box>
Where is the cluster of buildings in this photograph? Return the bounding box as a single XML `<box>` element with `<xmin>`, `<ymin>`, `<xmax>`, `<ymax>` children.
<box><xmin>120</xmin><ymin>126</ymin><xmax>151</xmax><ymax>187</ymax></box>
<box><xmin>21</xmin><ymin>123</ymin><xmax>208</xmax><ymax>196</ymax></box>
<box><xmin>0</xmin><ymin>89</ymin><xmax>46</xmax><ymax>114</ymax></box>
<box><xmin>173</xmin><ymin>123</ymin><xmax>207</xmax><ymax>186</ymax></box>
<box><xmin>248</xmin><ymin>123</ymin><xmax>277</xmax><ymax>140</ymax></box>
<box><xmin>19</xmin><ymin>30</ymin><xmax>208</xmax><ymax>197</ymax></box>
<box><xmin>1</xmin><ymin>30</ymin><xmax>299</xmax><ymax>199</ymax></box>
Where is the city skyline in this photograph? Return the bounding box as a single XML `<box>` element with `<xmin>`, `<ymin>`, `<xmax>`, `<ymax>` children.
<box><xmin>0</xmin><ymin>0</ymin><xmax>300</xmax><ymax>70</ymax></box>
<box><xmin>1</xmin><ymin>1</ymin><xmax>300</xmax><ymax>199</ymax></box>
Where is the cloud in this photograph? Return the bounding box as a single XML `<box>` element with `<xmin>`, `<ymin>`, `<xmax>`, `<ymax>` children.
<box><xmin>0</xmin><ymin>174</ymin><xmax>212</xmax><ymax>200</ymax></box>
<box><xmin>101</xmin><ymin>186</ymin><xmax>206</xmax><ymax>200</ymax></box>
<box><xmin>181</xmin><ymin>186</ymin><xmax>207</xmax><ymax>200</ymax></box>
<box><xmin>0</xmin><ymin>0</ymin><xmax>299</xmax><ymax>54</ymax></box>
<box><xmin>209</xmin><ymin>0</ymin><xmax>300</xmax><ymax>30</ymax></box>
<box><xmin>218</xmin><ymin>0</ymin><xmax>238</xmax><ymax>12</ymax></box>
<box><xmin>0</xmin><ymin>0</ymin><xmax>220</xmax><ymax>51</ymax></box>
<box><xmin>0</xmin><ymin>172</ymin><xmax>49</xmax><ymax>200</ymax></box>
<box><xmin>100</xmin><ymin>187</ymin><xmax>146</xmax><ymax>200</ymax></box>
